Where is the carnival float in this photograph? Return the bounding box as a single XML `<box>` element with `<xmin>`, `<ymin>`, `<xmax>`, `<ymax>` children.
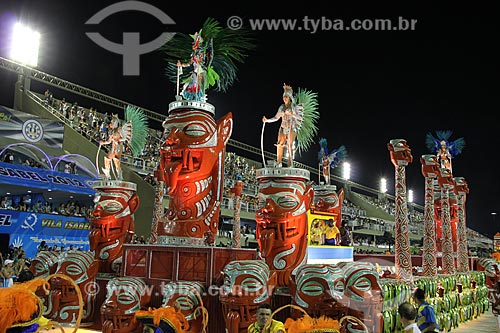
<box><xmin>2</xmin><ymin>18</ymin><xmax>498</xmax><ymax>333</ymax></box>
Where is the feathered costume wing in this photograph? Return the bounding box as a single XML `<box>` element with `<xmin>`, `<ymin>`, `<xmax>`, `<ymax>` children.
<box><xmin>294</xmin><ymin>88</ymin><xmax>320</xmax><ymax>155</ymax></box>
<box><xmin>161</xmin><ymin>17</ymin><xmax>256</xmax><ymax>93</ymax></box>
<box><xmin>122</xmin><ymin>105</ymin><xmax>149</xmax><ymax>157</ymax></box>
<box><xmin>425</xmin><ymin>130</ymin><xmax>465</xmax><ymax>158</ymax></box>
<box><xmin>318</xmin><ymin>138</ymin><xmax>347</xmax><ymax>169</ymax></box>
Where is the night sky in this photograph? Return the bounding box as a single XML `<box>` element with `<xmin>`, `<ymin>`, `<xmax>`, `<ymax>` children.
<box><xmin>0</xmin><ymin>1</ymin><xmax>498</xmax><ymax>238</ymax></box>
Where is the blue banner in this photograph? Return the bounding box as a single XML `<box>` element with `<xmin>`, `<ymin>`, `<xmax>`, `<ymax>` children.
<box><xmin>0</xmin><ymin>161</ymin><xmax>96</xmax><ymax>195</ymax></box>
<box><xmin>0</xmin><ymin>105</ymin><xmax>64</xmax><ymax>148</ymax></box>
<box><xmin>0</xmin><ymin>209</ymin><xmax>90</xmax><ymax>258</ymax></box>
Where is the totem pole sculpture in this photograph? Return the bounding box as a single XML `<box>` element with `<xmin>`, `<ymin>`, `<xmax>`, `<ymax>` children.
<box><xmin>155</xmin><ymin>17</ymin><xmax>254</xmax><ymax>245</ymax></box>
<box><xmin>311</xmin><ymin>185</ymin><xmax>344</xmax><ymax>225</ymax></box>
<box><xmin>231</xmin><ymin>180</ymin><xmax>245</xmax><ymax>248</ymax></box>
<box><xmin>255</xmin><ymin>168</ymin><xmax>314</xmax><ymax>287</ymax></box>
<box><xmin>101</xmin><ymin>276</ymin><xmax>151</xmax><ymax>333</ymax></box>
<box><xmin>438</xmin><ymin>168</ymin><xmax>456</xmax><ymax>275</ymax></box>
<box><xmin>90</xmin><ymin>181</ymin><xmax>139</xmax><ymax>273</ymax></box>
<box><xmin>317</xmin><ymin>138</ymin><xmax>347</xmax><ymax>185</ymax></box>
<box><xmin>420</xmin><ymin>154</ymin><xmax>440</xmax><ymax>278</ymax></box>
<box><xmin>256</xmin><ymin>83</ymin><xmax>319</xmax><ymax>287</ymax></box>
<box><xmin>219</xmin><ymin>260</ymin><xmax>276</xmax><ymax>333</ymax></box>
<box><xmin>387</xmin><ymin>139</ymin><xmax>413</xmax><ymax>284</ymax></box>
<box><xmin>454</xmin><ymin>177</ymin><xmax>470</xmax><ymax>273</ymax></box>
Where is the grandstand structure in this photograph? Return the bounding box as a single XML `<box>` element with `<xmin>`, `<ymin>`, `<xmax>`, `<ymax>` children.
<box><xmin>0</xmin><ymin>56</ymin><xmax>493</xmax><ymax>256</ymax></box>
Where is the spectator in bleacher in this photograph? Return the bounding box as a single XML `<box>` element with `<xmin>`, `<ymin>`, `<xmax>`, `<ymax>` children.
<box><xmin>323</xmin><ymin>219</ymin><xmax>340</xmax><ymax>246</ymax></box>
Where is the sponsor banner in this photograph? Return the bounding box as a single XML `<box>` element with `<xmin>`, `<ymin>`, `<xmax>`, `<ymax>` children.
<box><xmin>0</xmin><ymin>105</ymin><xmax>64</xmax><ymax>148</ymax></box>
<box><xmin>0</xmin><ymin>209</ymin><xmax>90</xmax><ymax>258</ymax></box>
<box><xmin>0</xmin><ymin>161</ymin><xmax>96</xmax><ymax>194</ymax></box>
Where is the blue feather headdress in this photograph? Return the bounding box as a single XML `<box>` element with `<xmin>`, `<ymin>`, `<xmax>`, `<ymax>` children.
<box><xmin>425</xmin><ymin>130</ymin><xmax>465</xmax><ymax>158</ymax></box>
<box><xmin>317</xmin><ymin>137</ymin><xmax>347</xmax><ymax>169</ymax></box>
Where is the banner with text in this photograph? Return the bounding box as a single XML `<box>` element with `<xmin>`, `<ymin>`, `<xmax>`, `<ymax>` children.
<box><xmin>0</xmin><ymin>105</ymin><xmax>64</xmax><ymax>148</ymax></box>
<box><xmin>0</xmin><ymin>209</ymin><xmax>90</xmax><ymax>257</ymax></box>
<box><xmin>0</xmin><ymin>161</ymin><xmax>96</xmax><ymax>195</ymax></box>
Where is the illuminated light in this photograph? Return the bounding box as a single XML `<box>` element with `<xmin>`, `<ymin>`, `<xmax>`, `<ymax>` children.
<box><xmin>10</xmin><ymin>22</ymin><xmax>40</xmax><ymax>67</ymax></box>
<box><xmin>27</xmin><ymin>190</ymin><xmax>32</xmax><ymax>193</ymax></box>
<box><xmin>6</xmin><ymin>192</ymin><xmax>11</xmax><ymax>195</ymax></box>
<box><xmin>48</xmin><ymin>197</ymin><xmax>52</xmax><ymax>200</ymax></box>
<box><xmin>380</xmin><ymin>178</ymin><xmax>387</xmax><ymax>193</ymax></box>
<box><xmin>48</xmin><ymin>189</ymin><xmax>52</xmax><ymax>192</ymax></box>
<box><xmin>408</xmin><ymin>189</ymin><xmax>413</xmax><ymax>203</ymax></box>
<box><xmin>342</xmin><ymin>162</ymin><xmax>351</xmax><ymax>180</ymax></box>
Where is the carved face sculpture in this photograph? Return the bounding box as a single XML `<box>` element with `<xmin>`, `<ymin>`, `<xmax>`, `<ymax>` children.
<box><xmin>338</xmin><ymin>262</ymin><xmax>383</xmax><ymax>333</ymax></box>
<box><xmin>388</xmin><ymin>139</ymin><xmax>413</xmax><ymax>167</ymax></box>
<box><xmin>101</xmin><ymin>276</ymin><xmax>151</xmax><ymax>333</ymax></box>
<box><xmin>219</xmin><ymin>260</ymin><xmax>274</xmax><ymax>333</ymax></box>
<box><xmin>255</xmin><ymin>170</ymin><xmax>313</xmax><ymax>287</ymax></box>
<box><xmin>162</xmin><ymin>281</ymin><xmax>205</xmax><ymax>333</ymax></box>
<box><xmin>30</xmin><ymin>250</ymin><xmax>61</xmax><ymax>278</ymax></box>
<box><xmin>313</xmin><ymin>186</ymin><xmax>344</xmax><ymax>223</ymax></box>
<box><xmin>48</xmin><ymin>251</ymin><xmax>99</xmax><ymax>324</ymax></box>
<box><xmin>157</xmin><ymin>108</ymin><xmax>233</xmax><ymax>245</ymax></box>
<box><xmin>291</xmin><ymin>264</ymin><xmax>346</xmax><ymax>317</ymax></box>
<box><xmin>454</xmin><ymin>177</ymin><xmax>469</xmax><ymax>195</ymax></box>
<box><xmin>421</xmin><ymin>154</ymin><xmax>440</xmax><ymax>178</ymax></box>
<box><xmin>90</xmin><ymin>182</ymin><xmax>139</xmax><ymax>273</ymax></box>
<box><xmin>438</xmin><ymin>168</ymin><xmax>455</xmax><ymax>190</ymax></box>
<box><xmin>476</xmin><ymin>258</ymin><xmax>500</xmax><ymax>288</ymax></box>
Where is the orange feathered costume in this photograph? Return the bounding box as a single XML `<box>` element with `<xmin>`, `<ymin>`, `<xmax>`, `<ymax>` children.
<box><xmin>0</xmin><ymin>278</ymin><xmax>47</xmax><ymax>333</ymax></box>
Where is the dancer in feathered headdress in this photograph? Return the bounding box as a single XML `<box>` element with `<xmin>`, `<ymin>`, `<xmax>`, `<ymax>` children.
<box><xmin>161</xmin><ymin>17</ymin><xmax>255</xmax><ymax>102</ymax></box>
<box><xmin>98</xmin><ymin>105</ymin><xmax>148</xmax><ymax>180</ymax></box>
<box><xmin>425</xmin><ymin>130</ymin><xmax>465</xmax><ymax>173</ymax></box>
<box><xmin>318</xmin><ymin>138</ymin><xmax>347</xmax><ymax>185</ymax></box>
<box><xmin>262</xmin><ymin>84</ymin><xmax>320</xmax><ymax>167</ymax></box>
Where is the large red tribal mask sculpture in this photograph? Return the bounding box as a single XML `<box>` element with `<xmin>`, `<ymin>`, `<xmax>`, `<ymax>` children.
<box><xmin>219</xmin><ymin>260</ymin><xmax>276</xmax><ymax>333</ymax></box>
<box><xmin>46</xmin><ymin>251</ymin><xmax>99</xmax><ymax>325</ymax></box>
<box><xmin>156</xmin><ymin>101</ymin><xmax>233</xmax><ymax>246</ymax></box>
<box><xmin>161</xmin><ymin>281</ymin><xmax>207</xmax><ymax>333</ymax></box>
<box><xmin>90</xmin><ymin>181</ymin><xmax>139</xmax><ymax>273</ymax></box>
<box><xmin>101</xmin><ymin>276</ymin><xmax>151</xmax><ymax>333</ymax></box>
<box><xmin>289</xmin><ymin>264</ymin><xmax>347</xmax><ymax>319</ymax></box>
<box><xmin>255</xmin><ymin>168</ymin><xmax>313</xmax><ymax>287</ymax></box>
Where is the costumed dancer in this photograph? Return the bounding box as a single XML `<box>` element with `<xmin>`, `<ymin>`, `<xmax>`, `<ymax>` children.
<box><xmin>262</xmin><ymin>84</ymin><xmax>319</xmax><ymax>167</ymax></box>
<box><xmin>318</xmin><ymin>138</ymin><xmax>347</xmax><ymax>185</ymax></box>
<box><xmin>162</xmin><ymin>17</ymin><xmax>255</xmax><ymax>102</ymax></box>
<box><xmin>98</xmin><ymin>105</ymin><xmax>148</xmax><ymax>180</ymax></box>
<box><xmin>425</xmin><ymin>130</ymin><xmax>465</xmax><ymax>173</ymax></box>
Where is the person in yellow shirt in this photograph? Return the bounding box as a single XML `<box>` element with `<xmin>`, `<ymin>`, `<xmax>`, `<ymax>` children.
<box><xmin>248</xmin><ymin>303</ymin><xmax>285</xmax><ymax>333</ymax></box>
<box><xmin>323</xmin><ymin>219</ymin><xmax>340</xmax><ymax>246</ymax></box>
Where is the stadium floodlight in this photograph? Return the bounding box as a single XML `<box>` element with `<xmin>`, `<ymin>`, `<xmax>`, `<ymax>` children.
<box><xmin>10</xmin><ymin>22</ymin><xmax>40</xmax><ymax>67</ymax></box>
<box><xmin>342</xmin><ymin>162</ymin><xmax>351</xmax><ymax>180</ymax></box>
<box><xmin>408</xmin><ymin>189</ymin><xmax>414</xmax><ymax>203</ymax></box>
<box><xmin>380</xmin><ymin>178</ymin><xmax>387</xmax><ymax>193</ymax></box>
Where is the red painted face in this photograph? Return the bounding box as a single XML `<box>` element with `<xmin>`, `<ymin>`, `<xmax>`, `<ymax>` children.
<box><xmin>421</xmin><ymin>154</ymin><xmax>440</xmax><ymax>178</ymax></box>
<box><xmin>388</xmin><ymin>139</ymin><xmax>413</xmax><ymax>167</ymax></box>
<box><xmin>255</xmin><ymin>171</ymin><xmax>313</xmax><ymax>286</ymax></box>
<box><xmin>90</xmin><ymin>183</ymin><xmax>138</xmax><ymax>272</ymax></box>
<box><xmin>157</xmin><ymin>109</ymin><xmax>233</xmax><ymax>243</ymax></box>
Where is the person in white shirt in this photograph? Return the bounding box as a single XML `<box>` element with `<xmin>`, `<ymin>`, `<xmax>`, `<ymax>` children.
<box><xmin>398</xmin><ymin>301</ymin><xmax>422</xmax><ymax>333</ymax></box>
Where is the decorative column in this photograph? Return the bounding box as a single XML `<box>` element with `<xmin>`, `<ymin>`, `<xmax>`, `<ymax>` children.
<box><xmin>255</xmin><ymin>167</ymin><xmax>313</xmax><ymax>287</ymax></box>
<box><xmin>387</xmin><ymin>139</ymin><xmax>413</xmax><ymax>284</ymax></box>
<box><xmin>150</xmin><ymin>180</ymin><xmax>165</xmax><ymax>243</ymax></box>
<box><xmin>454</xmin><ymin>177</ymin><xmax>470</xmax><ymax>272</ymax></box>
<box><xmin>231</xmin><ymin>181</ymin><xmax>244</xmax><ymax>248</ymax></box>
<box><xmin>420</xmin><ymin>155</ymin><xmax>440</xmax><ymax>278</ymax></box>
<box><xmin>438</xmin><ymin>168</ymin><xmax>456</xmax><ymax>275</ymax></box>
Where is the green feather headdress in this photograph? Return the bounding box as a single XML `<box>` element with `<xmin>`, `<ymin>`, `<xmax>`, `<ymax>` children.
<box><xmin>161</xmin><ymin>17</ymin><xmax>256</xmax><ymax>93</ymax></box>
<box><xmin>295</xmin><ymin>88</ymin><xmax>320</xmax><ymax>155</ymax></box>
<box><xmin>125</xmin><ymin>105</ymin><xmax>149</xmax><ymax>157</ymax></box>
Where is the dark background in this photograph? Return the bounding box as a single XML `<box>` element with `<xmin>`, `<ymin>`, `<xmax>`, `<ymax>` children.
<box><xmin>0</xmin><ymin>1</ymin><xmax>498</xmax><ymax>238</ymax></box>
